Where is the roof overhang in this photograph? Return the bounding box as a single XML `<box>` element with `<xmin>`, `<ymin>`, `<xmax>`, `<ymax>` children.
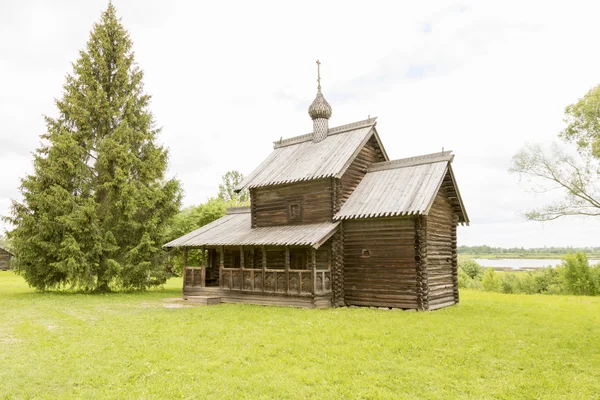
<box><xmin>164</xmin><ymin>212</ymin><xmax>340</xmax><ymax>249</ymax></box>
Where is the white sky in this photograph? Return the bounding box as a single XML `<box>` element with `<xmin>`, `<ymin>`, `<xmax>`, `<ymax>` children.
<box><xmin>1</xmin><ymin>0</ymin><xmax>600</xmax><ymax>248</ymax></box>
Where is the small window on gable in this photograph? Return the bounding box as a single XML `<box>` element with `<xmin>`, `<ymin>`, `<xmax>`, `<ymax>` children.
<box><xmin>361</xmin><ymin>249</ymin><xmax>371</xmax><ymax>258</ymax></box>
<box><xmin>287</xmin><ymin>199</ymin><xmax>303</xmax><ymax>223</ymax></box>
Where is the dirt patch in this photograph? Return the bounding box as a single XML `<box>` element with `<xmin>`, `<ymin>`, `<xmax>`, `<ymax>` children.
<box><xmin>163</xmin><ymin>303</ymin><xmax>192</xmax><ymax>309</ymax></box>
<box><xmin>163</xmin><ymin>297</ymin><xmax>184</xmax><ymax>303</ymax></box>
<box><xmin>0</xmin><ymin>335</ymin><xmax>23</xmax><ymax>344</ymax></box>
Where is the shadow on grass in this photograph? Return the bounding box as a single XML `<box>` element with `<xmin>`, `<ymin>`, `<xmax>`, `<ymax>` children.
<box><xmin>3</xmin><ymin>276</ymin><xmax>182</xmax><ymax>299</ymax></box>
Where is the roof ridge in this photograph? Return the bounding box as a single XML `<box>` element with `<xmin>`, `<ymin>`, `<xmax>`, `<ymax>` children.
<box><xmin>273</xmin><ymin>117</ymin><xmax>377</xmax><ymax>149</ymax></box>
<box><xmin>226</xmin><ymin>206</ymin><xmax>251</xmax><ymax>215</ymax></box>
<box><xmin>368</xmin><ymin>151</ymin><xmax>454</xmax><ymax>172</ymax></box>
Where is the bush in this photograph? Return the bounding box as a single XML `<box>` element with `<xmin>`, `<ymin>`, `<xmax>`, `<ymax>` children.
<box><xmin>459</xmin><ymin>253</ymin><xmax>600</xmax><ymax>297</ymax></box>
<box><xmin>459</xmin><ymin>259</ymin><xmax>484</xmax><ymax>280</ymax></box>
<box><xmin>533</xmin><ymin>267</ymin><xmax>562</xmax><ymax>294</ymax></box>
<box><xmin>560</xmin><ymin>253</ymin><xmax>598</xmax><ymax>296</ymax></box>
<box><xmin>458</xmin><ymin>268</ymin><xmax>483</xmax><ymax>290</ymax></box>
<box><xmin>501</xmin><ymin>273</ymin><xmax>520</xmax><ymax>294</ymax></box>
<box><xmin>482</xmin><ymin>269</ymin><xmax>502</xmax><ymax>292</ymax></box>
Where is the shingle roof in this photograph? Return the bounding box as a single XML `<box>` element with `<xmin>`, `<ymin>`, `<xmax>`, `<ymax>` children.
<box><xmin>236</xmin><ymin>118</ymin><xmax>388</xmax><ymax>191</ymax></box>
<box><xmin>164</xmin><ymin>209</ymin><xmax>339</xmax><ymax>249</ymax></box>
<box><xmin>334</xmin><ymin>151</ymin><xmax>468</xmax><ymax>224</ymax></box>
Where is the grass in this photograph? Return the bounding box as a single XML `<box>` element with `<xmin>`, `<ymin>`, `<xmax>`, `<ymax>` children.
<box><xmin>1</xmin><ymin>272</ymin><xmax>600</xmax><ymax>399</ymax></box>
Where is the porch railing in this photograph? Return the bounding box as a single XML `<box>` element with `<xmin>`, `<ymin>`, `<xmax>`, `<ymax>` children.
<box><xmin>183</xmin><ymin>266</ymin><xmax>206</xmax><ymax>288</ymax></box>
<box><xmin>220</xmin><ymin>267</ymin><xmax>331</xmax><ymax>295</ymax></box>
<box><xmin>182</xmin><ymin>246</ymin><xmax>332</xmax><ymax>296</ymax></box>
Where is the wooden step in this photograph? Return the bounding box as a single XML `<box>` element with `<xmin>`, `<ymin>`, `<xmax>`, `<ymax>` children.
<box><xmin>183</xmin><ymin>295</ymin><xmax>221</xmax><ymax>305</ymax></box>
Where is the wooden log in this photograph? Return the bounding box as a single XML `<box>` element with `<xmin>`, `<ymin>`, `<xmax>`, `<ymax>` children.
<box><xmin>452</xmin><ymin>214</ymin><xmax>459</xmax><ymax>304</ymax></box>
<box><xmin>415</xmin><ymin>215</ymin><xmax>429</xmax><ymax>311</ymax></box>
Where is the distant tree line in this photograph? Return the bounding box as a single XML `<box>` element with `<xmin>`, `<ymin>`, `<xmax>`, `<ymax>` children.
<box><xmin>458</xmin><ymin>245</ymin><xmax>600</xmax><ymax>255</ymax></box>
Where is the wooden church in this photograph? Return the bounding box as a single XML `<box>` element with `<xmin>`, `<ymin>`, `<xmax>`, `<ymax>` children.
<box><xmin>165</xmin><ymin>62</ymin><xmax>469</xmax><ymax>311</ymax></box>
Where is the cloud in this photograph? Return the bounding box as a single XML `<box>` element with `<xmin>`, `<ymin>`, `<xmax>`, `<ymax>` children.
<box><xmin>2</xmin><ymin>0</ymin><xmax>600</xmax><ymax>246</ymax></box>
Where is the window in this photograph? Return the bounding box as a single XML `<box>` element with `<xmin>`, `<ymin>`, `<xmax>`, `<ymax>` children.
<box><xmin>361</xmin><ymin>249</ymin><xmax>371</xmax><ymax>258</ymax></box>
<box><xmin>287</xmin><ymin>198</ymin><xmax>304</xmax><ymax>222</ymax></box>
<box><xmin>290</xmin><ymin>204</ymin><xmax>300</xmax><ymax>220</ymax></box>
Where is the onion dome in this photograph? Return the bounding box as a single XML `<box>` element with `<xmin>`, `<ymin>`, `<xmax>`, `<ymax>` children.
<box><xmin>308</xmin><ymin>89</ymin><xmax>332</xmax><ymax>120</ymax></box>
<box><xmin>309</xmin><ymin>60</ymin><xmax>332</xmax><ymax>143</ymax></box>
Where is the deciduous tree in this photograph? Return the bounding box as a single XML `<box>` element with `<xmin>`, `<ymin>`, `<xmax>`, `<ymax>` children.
<box><xmin>561</xmin><ymin>83</ymin><xmax>600</xmax><ymax>158</ymax></box>
<box><xmin>217</xmin><ymin>170</ymin><xmax>249</xmax><ymax>205</ymax></box>
<box><xmin>510</xmin><ymin>143</ymin><xmax>600</xmax><ymax>221</ymax></box>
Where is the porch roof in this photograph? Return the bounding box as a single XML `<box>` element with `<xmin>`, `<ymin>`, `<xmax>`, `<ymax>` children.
<box><xmin>164</xmin><ymin>210</ymin><xmax>339</xmax><ymax>249</ymax></box>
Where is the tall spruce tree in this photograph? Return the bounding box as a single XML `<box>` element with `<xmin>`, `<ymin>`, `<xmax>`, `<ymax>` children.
<box><xmin>5</xmin><ymin>3</ymin><xmax>182</xmax><ymax>291</ymax></box>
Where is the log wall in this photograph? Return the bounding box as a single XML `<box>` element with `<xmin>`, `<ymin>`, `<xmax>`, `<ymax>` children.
<box><xmin>343</xmin><ymin>217</ymin><xmax>419</xmax><ymax>309</ymax></box>
<box><xmin>426</xmin><ymin>187</ymin><xmax>458</xmax><ymax>310</ymax></box>
<box><xmin>339</xmin><ymin>135</ymin><xmax>385</xmax><ymax>206</ymax></box>
<box><xmin>251</xmin><ymin>179</ymin><xmax>333</xmax><ymax>227</ymax></box>
<box><xmin>0</xmin><ymin>249</ymin><xmax>11</xmax><ymax>271</ymax></box>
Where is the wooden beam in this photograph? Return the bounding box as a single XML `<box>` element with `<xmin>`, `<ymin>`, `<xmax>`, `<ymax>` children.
<box><xmin>240</xmin><ymin>246</ymin><xmax>245</xmax><ymax>290</ymax></box>
<box><xmin>262</xmin><ymin>246</ymin><xmax>266</xmax><ymax>293</ymax></box>
<box><xmin>220</xmin><ymin>246</ymin><xmax>225</xmax><ymax>289</ymax></box>
<box><xmin>183</xmin><ymin>248</ymin><xmax>188</xmax><ymax>289</ymax></box>
<box><xmin>311</xmin><ymin>248</ymin><xmax>317</xmax><ymax>295</ymax></box>
<box><xmin>250</xmin><ymin>248</ymin><xmax>255</xmax><ymax>291</ymax></box>
<box><xmin>201</xmin><ymin>246</ymin><xmax>206</xmax><ymax>288</ymax></box>
<box><xmin>285</xmin><ymin>246</ymin><xmax>290</xmax><ymax>294</ymax></box>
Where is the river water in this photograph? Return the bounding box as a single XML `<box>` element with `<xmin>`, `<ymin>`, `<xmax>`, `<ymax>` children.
<box><xmin>474</xmin><ymin>258</ymin><xmax>600</xmax><ymax>269</ymax></box>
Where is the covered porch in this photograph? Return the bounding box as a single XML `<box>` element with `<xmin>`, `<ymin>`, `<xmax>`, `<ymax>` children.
<box><xmin>183</xmin><ymin>245</ymin><xmax>333</xmax><ymax>308</ymax></box>
<box><xmin>164</xmin><ymin>207</ymin><xmax>339</xmax><ymax>308</ymax></box>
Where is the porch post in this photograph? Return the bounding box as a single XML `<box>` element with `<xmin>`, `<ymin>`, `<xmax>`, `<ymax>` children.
<box><xmin>262</xmin><ymin>246</ymin><xmax>266</xmax><ymax>293</ymax></box>
<box><xmin>284</xmin><ymin>246</ymin><xmax>290</xmax><ymax>294</ymax></box>
<box><xmin>240</xmin><ymin>246</ymin><xmax>245</xmax><ymax>290</ymax></box>
<box><xmin>311</xmin><ymin>248</ymin><xmax>317</xmax><ymax>295</ymax></box>
<box><xmin>183</xmin><ymin>248</ymin><xmax>188</xmax><ymax>290</ymax></box>
<box><xmin>219</xmin><ymin>246</ymin><xmax>225</xmax><ymax>289</ymax></box>
<box><xmin>201</xmin><ymin>246</ymin><xmax>206</xmax><ymax>288</ymax></box>
<box><xmin>250</xmin><ymin>248</ymin><xmax>255</xmax><ymax>291</ymax></box>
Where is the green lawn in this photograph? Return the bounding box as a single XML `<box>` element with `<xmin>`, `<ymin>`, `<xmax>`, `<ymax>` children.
<box><xmin>1</xmin><ymin>272</ymin><xmax>599</xmax><ymax>399</ymax></box>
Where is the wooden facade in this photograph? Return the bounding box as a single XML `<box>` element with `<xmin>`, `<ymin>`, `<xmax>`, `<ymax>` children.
<box><xmin>166</xmin><ymin>117</ymin><xmax>468</xmax><ymax>310</ymax></box>
<box><xmin>0</xmin><ymin>247</ymin><xmax>12</xmax><ymax>271</ymax></box>
<box><xmin>251</xmin><ymin>179</ymin><xmax>333</xmax><ymax>227</ymax></box>
<box><xmin>339</xmin><ymin>135</ymin><xmax>386</xmax><ymax>205</ymax></box>
<box><xmin>343</xmin><ymin>217</ymin><xmax>418</xmax><ymax>308</ymax></box>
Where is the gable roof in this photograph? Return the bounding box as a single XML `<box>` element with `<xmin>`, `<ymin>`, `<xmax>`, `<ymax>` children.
<box><xmin>334</xmin><ymin>151</ymin><xmax>469</xmax><ymax>224</ymax></box>
<box><xmin>164</xmin><ymin>208</ymin><xmax>339</xmax><ymax>249</ymax></box>
<box><xmin>236</xmin><ymin>118</ymin><xmax>388</xmax><ymax>191</ymax></box>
